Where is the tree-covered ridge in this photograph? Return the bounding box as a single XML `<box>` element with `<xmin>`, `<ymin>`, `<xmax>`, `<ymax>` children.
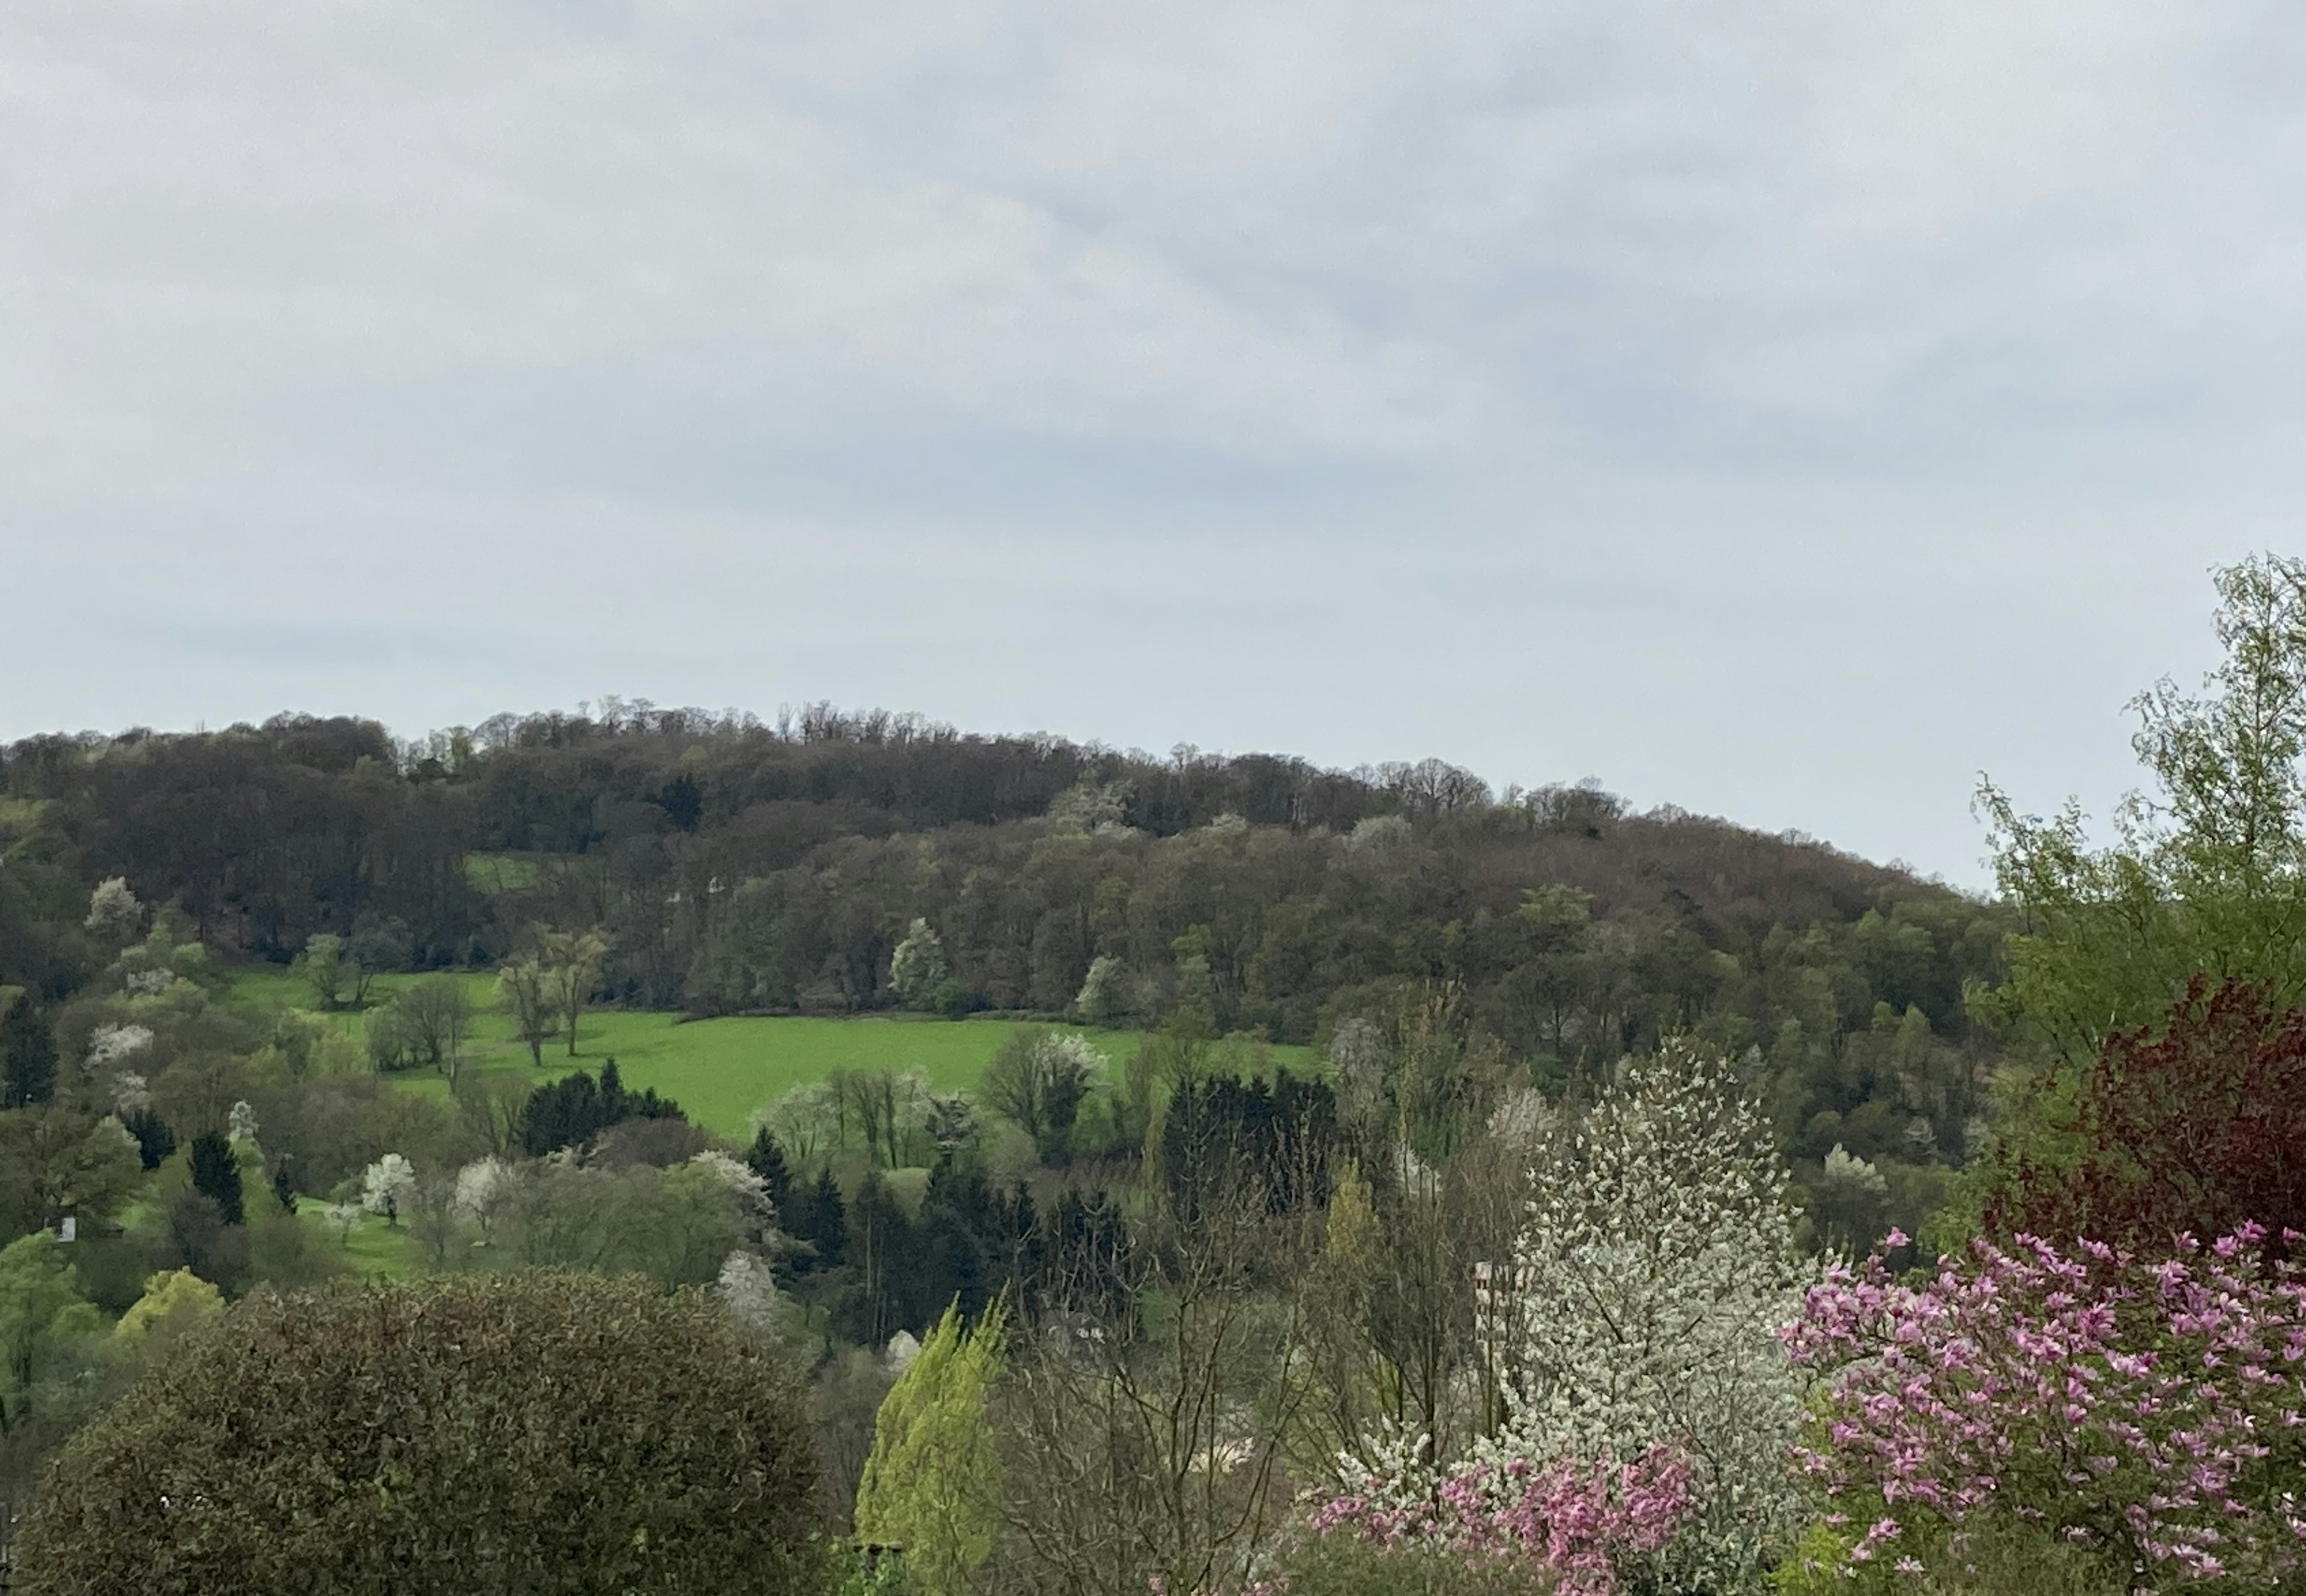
<box><xmin>1</xmin><ymin>704</ymin><xmax>2002</xmax><ymax>1192</ymax></box>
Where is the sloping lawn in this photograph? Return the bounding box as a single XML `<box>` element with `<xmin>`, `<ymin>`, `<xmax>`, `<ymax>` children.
<box><xmin>221</xmin><ymin>967</ymin><xmax>1314</xmax><ymax>1140</ymax></box>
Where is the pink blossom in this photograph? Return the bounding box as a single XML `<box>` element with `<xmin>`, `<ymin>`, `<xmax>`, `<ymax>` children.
<box><xmin>1308</xmin><ymin>1448</ymin><xmax>1692</xmax><ymax>1596</ymax></box>
<box><xmin>1785</xmin><ymin>1227</ymin><xmax>2306</xmax><ymax>1587</ymax></box>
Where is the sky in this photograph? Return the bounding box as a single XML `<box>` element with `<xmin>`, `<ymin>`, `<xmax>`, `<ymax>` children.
<box><xmin>2</xmin><ymin>1</ymin><xmax>2300</xmax><ymax>885</ymax></box>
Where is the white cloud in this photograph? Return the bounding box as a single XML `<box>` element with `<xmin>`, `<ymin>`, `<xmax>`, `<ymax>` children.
<box><xmin>1743</xmin><ymin>0</ymin><xmax>2231</xmax><ymax>238</ymax></box>
<box><xmin>0</xmin><ymin>0</ymin><xmax>2298</xmax><ymax>880</ymax></box>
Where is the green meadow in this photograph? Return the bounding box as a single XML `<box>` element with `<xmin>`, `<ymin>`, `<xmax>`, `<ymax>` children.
<box><xmin>220</xmin><ymin>966</ymin><xmax>1315</xmax><ymax>1141</ymax></box>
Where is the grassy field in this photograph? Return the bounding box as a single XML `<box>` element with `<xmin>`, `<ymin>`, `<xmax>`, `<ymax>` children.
<box><xmin>221</xmin><ymin>966</ymin><xmax>1316</xmax><ymax>1140</ymax></box>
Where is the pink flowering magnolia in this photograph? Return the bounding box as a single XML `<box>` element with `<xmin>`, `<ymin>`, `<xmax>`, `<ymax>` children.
<box><xmin>1782</xmin><ymin>1223</ymin><xmax>2306</xmax><ymax>1587</ymax></box>
<box><xmin>1309</xmin><ymin>1448</ymin><xmax>1692</xmax><ymax>1596</ymax></box>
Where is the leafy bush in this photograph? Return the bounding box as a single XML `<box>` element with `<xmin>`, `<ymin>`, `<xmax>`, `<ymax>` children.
<box><xmin>1985</xmin><ymin>978</ymin><xmax>2306</xmax><ymax>1254</ymax></box>
<box><xmin>11</xmin><ymin>1271</ymin><xmax>828</xmax><ymax>1595</ymax></box>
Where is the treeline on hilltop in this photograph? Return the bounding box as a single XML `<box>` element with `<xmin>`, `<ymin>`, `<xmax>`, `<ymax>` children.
<box><xmin>1</xmin><ymin>702</ymin><xmax>2002</xmax><ymax>1193</ymax></box>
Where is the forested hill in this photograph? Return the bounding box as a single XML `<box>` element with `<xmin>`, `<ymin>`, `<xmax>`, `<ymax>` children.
<box><xmin>0</xmin><ymin>706</ymin><xmax>2003</xmax><ymax>1175</ymax></box>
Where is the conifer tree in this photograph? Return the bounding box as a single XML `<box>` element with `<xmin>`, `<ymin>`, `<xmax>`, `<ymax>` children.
<box><xmin>802</xmin><ymin>1167</ymin><xmax>846</xmax><ymax>1270</ymax></box>
<box><xmin>187</xmin><ymin>1131</ymin><xmax>244</xmax><ymax>1227</ymax></box>
<box><xmin>745</xmin><ymin>1127</ymin><xmax>793</xmax><ymax>1214</ymax></box>
<box><xmin>0</xmin><ymin>996</ymin><xmax>56</xmax><ymax>1109</ymax></box>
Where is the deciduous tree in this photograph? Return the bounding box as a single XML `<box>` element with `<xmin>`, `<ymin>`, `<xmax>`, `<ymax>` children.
<box><xmin>292</xmin><ymin>932</ymin><xmax>350</xmax><ymax>1011</ymax></box>
<box><xmin>856</xmin><ymin>1299</ymin><xmax>1008</xmax><ymax>1596</ymax></box>
<box><xmin>540</xmin><ymin>928</ymin><xmax>609</xmax><ymax>1057</ymax></box>
<box><xmin>496</xmin><ymin>956</ymin><xmax>554</xmax><ymax>1066</ymax></box>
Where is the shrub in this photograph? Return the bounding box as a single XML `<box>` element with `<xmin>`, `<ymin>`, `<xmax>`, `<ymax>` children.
<box><xmin>1783</xmin><ymin>1223</ymin><xmax>2306</xmax><ymax>1590</ymax></box>
<box><xmin>11</xmin><ymin>1272</ymin><xmax>828</xmax><ymax>1595</ymax></box>
<box><xmin>1985</xmin><ymin>978</ymin><xmax>2306</xmax><ymax>1256</ymax></box>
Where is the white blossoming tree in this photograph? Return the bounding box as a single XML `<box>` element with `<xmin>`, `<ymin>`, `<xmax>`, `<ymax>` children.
<box><xmin>452</xmin><ymin>1156</ymin><xmax>516</xmax><ymax>1242</ymax></box>
<box><xmin>888</xmin><ymin>918</ymin><xmax>949</xmax><ymax>1010</ymax></box>
<box><xmin>361</xmin><ymin>1153</ymin><xmax>417</xmax><ymax>1226</ymax></box>
<box><xmin>688</xmin><ymin>1149</ymin><xmax>776</xmax><ymax>1239</ymax></box>
<box><xmin>85</xmin><ymin>1023</ymin><xmax>154</xmax><ymax>1074</ymax></box>
<box><xmin>715</xmin><ymin>1250</ymin><xmax>787</xmax><ymax>1334</ymax></box>
<box><xmin>1473</xmin><ymin>1040</ymin><xmax>1813</xmax><ymax>1594</ymax></box>
<box><xmin>83</xmin><ymin>877</ymin><xmax>142</xmax><ymax>942</ymax></box>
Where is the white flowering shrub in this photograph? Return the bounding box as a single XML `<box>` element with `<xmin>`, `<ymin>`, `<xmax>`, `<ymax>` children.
<box><xmin>84</xmin><ymin>877</ymin><xmax>142</xmax><ymax>940</ymax></box>
<box><xmin>361</xmin><ymin>1153</ymin><xmax>417</xmax><ymax>1223</ymax></box>
<box><xmin>108</xmin><ymin>1071</ymin><xmax>150</xmax><ymax>1115</ymax></box>
<box><xmin>1816</xmin><ymin>1144</ymin><xmax>1884</xmax><ymax>1200</ymax></box>
<box><xmin>689</xmin><ymin>1150</ymin><xmax>776</xmax><ymax>1233</ymax></box>
<box><xmin>1487</xmin><ymin>1086</ymin><xmax>1558</xmax><ymax>1149</ymax></box>
<box><xmin>226</xmin><ymin>1099</ymin><xmax>260</xmax><ymax>1148</ymax></box>
<box><xmin>883</xmin><ymin>1328</ymin><xmax>922</xmax><ymax>1373</ymax></box>
<box><xmin>1037</xmin><ymin>1030</ymin><xmax>1104</xmax><ymax>1079</ymax></box>
<box><xmin>124</xmin><ymin>969</ymin><xmax>172</xmax><ymax>997</ymax></box>
<box><xmin>85</xmin><ymin>1023</ymin><xmax>154</xmax><ymax>1071</ymax></box>
<box><xmin>1345</xmin><ymin>814</ymin><xmax>1415</xmax><ymax>857</ymax></box>
<box><xmin>716</xmin><ymin>1250</ymin><xmax>786</xmax><ymax>1333</ymax></box>
<box><xmin>1474</xmin><ymin>1041</ymin><xmax>1812</xmax><ymax>1594</ymax></box>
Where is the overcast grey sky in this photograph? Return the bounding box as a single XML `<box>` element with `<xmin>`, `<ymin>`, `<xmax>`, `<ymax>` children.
<box><xmin>2</xmin><ymin>1</ymin><xmax>2300</xmax><ymax>882</ymax></box>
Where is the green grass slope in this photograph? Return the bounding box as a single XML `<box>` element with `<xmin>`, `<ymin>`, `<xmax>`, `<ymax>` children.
<box><xmin>220</xmin><ymin>967</ymin><xmax>1316</xmax><ymax>1140</ymax></box>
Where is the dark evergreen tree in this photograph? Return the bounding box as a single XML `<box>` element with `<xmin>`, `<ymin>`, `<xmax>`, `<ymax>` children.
<box><xmin>515</xmin><ymin>1064</ymin><xmax>685</xmax><ymax>1156</ymax></box>
<box><xmin>188</xmin><ymin>1130</ymin><xmax>244</xmax><ymax>1227</ymax></box>
<box><xmin>1039</xmin><ymin>1188</ymin><xmax>1130</xmax><ymax>1322</ymax></box>
<box><xmin>120</xmin><ymin>1107</ymin><xmax>176</xmax><ymax>1171</ymax></box>
<box><xmin>745</xmin><ymin>1127</ymin><xmax>793</xmax><ymax>1214</ymax></box>
<box><xmin>841</xmin><ymin>1172</ymin><xmax>914</xmax><ymax>1346</ymax></box>
<box><xmin>790</xmin><ymin>1167</ymin><xmax>846</xmax><ymax>1273</ymax></box>
<box><xmin>0</xmin><ymin>994</ymin><xmax>56</xmax><ymax>1108</ymax></box>
<box><xmin>271</xmin><ymin>1161</ymin><xmax>299</xmax><ymax>1214</ymax></box>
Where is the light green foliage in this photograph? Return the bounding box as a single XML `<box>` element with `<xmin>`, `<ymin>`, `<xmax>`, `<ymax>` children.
<box><xmin>853</xmin><ymin>1300</ymin><xmax>1007</xmax><ymax>1596</ymax></box>
<box><xmin>293</xmin><ymin>931</ymin><xmax>350</xmax><ymax>1011</ymax></box>
<box><xmin>513</xmin><ymin>1161</ymin><xmax>741</xmax><ymax>1288</ymax></box>
<box><xmin>0</xmin><ymin>1108</ymin><xmax>143</xmax><ymax>1234</ymax></box>
<box><xmin>539</xmin><ymin>928</ymin><xmax>610</xmax><ymax>1058</ymax></box>
<box><xmin>11</xmin><ymin>1272</ymin><xmax>827</xmax><ymax>1595</ymax></box>
<box><xmin>109</xmin><ymin>1267</ymin><xmax>222</xmax><ymax>1345</ymax></box>
<box><xmin>0</xmin><ymin>1234</ymin><xmax>101</xmax><ymax>1424</ymax></box>
<box><xmin>1979</xmin><ymin>554</ymin><xmax>2306</xmax><ymax>1062</ymax></box>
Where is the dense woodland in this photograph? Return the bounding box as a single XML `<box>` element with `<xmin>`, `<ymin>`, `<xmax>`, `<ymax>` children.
<box><xmin>9</xmin><ymin>559</ymin><xmax>2306</xmax><ymax>1596</ymax></box>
